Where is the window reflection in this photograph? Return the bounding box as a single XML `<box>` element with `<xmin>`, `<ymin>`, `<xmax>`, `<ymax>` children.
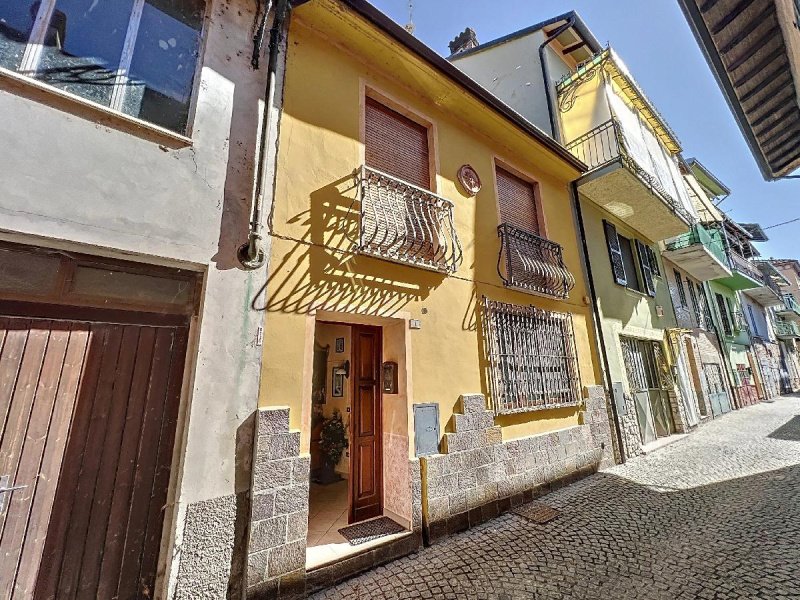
<box><xmin>0</xmin><ymin>1</ymin><xmax>37</xmax><ymax>71</ymax></box>
<box><xmin>0</xmin><ymin>0</ymin><xmax>205</xmax><ymax>134</ymax></box>
<box><xmin>125</xmin><ymin>0</ymin><xmax>203</xmax><ymax>132</ymax></box>
<box><xmin>35</xmin><ymin>0</ymin><xmax>134</xmax><ymax>107</ymax></box>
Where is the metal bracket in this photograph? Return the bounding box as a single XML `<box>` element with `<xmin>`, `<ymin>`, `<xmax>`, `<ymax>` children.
<box><xmin>0</xmin><ymin>475</ymin><xmax>27</xmax><ymax>516</ymax></box>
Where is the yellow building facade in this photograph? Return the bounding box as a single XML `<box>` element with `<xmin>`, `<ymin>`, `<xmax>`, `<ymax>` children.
<box><xmin>246</xmin><ymin>1</ymin><xmax>615</xmax><ymax>595</ymax></box>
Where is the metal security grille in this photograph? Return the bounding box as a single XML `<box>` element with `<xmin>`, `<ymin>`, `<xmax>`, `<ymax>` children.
<box><xmin>496</xmin><ymin>167</ymin><xmax>539</xmax><ymax>235</ymax></box>
<box><xmin>497</xmin><ymin>224</ymin><xmax>575</xmax><ymax>299</ymax></box>
<box><xmin>620</xmin><ymin>337</ymin><xmax>661</xmax><ymax>392</ymax></box>
<box><xmin>365</xmin><ymin>97</ymin><xmax>430</xmax><ymax>190</ymax></box>
<box><xmin>482</xmin><ymin>298</ymin><xmax>581</xmax><ymax>415</ymax></box>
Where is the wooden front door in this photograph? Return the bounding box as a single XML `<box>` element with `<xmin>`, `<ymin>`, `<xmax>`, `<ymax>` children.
<box><xmin>0</xmin><ymin>310</ymin><xmax>188</xmax><ymax>600</ymax></box>
<box><xmin>349</xmin><ymin>325</ymin><xmax>383</xmax><ymax>523</ymax></box>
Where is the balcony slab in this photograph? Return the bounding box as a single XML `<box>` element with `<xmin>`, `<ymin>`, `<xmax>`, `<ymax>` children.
<box><xmin>661</xmin><ymin>244</ymin><xmax>731</xmax><ymax>281</ymax></box>
<box><xmin>577</xmin><ymin>162</ymin><xmax>691</xmax><ymax>241</ymax></box>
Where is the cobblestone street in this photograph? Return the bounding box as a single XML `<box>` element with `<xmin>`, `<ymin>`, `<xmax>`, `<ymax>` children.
<box><xmin>312</xmin><ymin>397</ymin><xmax>800</xmax><ymax>599</ymax></box>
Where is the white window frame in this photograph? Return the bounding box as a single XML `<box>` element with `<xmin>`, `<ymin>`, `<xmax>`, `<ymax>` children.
<box><xmin>8</xmin><ymin>0</ymin><xmax>205</xmax><ymax>134</ymax></box>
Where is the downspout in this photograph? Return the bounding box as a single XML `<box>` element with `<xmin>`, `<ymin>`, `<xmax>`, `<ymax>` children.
<box><xmin>570</xmin><ymin>182</ymin><xmax>626</xmax><ymax>463</ymax></box>
<box><xmin>238</xmin><ymin>0</ymin><xmax>290</xmax><ymax>270</ymax></box>
<box><xmin>539</xmin><ymin>17</ymin><xmax>575</xmax><ymax>142</ymax></box>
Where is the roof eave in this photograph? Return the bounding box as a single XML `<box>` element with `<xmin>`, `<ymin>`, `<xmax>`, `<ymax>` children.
<box><xmin>677</xmin><ymin>0</ymin><xmax>794</xmax><ymax>181</ymax></box>
<box><xmin>318</xmin><ymin>0</ymin><xmax>587</xmax><ymax>172</ymax></box>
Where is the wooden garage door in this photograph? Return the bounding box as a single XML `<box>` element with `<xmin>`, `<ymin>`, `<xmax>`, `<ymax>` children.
<box><xmin>0</xmin><ymin>315</ymin><xmax>188</xmax><ymax>600</ymax></box>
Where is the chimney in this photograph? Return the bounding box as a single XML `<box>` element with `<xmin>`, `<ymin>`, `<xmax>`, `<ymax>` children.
<box><xmin>449</xmin><ymin>28</ymin><xmax>479</xmax><ymax>56</ymax></box>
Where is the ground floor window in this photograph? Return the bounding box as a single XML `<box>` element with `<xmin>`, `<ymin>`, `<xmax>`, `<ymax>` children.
<box><xmin>482</xmin><ymin>297</ymin><xmax>581</xmax><ymax>415</ymax></box>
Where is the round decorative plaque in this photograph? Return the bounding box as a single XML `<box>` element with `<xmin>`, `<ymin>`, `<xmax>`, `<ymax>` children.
<box><xmin>458</xmin><ymin>164</ymin><xmax>481</xmax><ymax>196</ymax></box>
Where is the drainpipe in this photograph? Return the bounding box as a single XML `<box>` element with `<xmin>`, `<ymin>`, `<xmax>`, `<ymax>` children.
<box><xmin>570</xmin><ymin>182</ymin><xmax>626</xmax><ymax>463</ymax></box>
<box><xmin>539</xmin><ymin>17</ymin><xmax>575</xmax><ymax>142</ymax></box>
<box><xmin>238</xmin><ymin>0</ymin><xmax>290</xmax><ymax>270</ymax></box>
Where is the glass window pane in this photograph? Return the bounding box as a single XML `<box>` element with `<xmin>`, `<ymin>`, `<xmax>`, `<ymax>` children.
<box><xmin>0</xmin><ymin>1</ymin><xmax>38</xmax><ymax>71</ymax></box>
<box><xmin>124</xmin><ymin>0</ymin><xmax>203</xmax><ymax>133</ymax></box>
<box><xmin>35</xmin><ymin>0</ymin><xmax>135</xmax><ymax>106</ymax></box>
<box><xmin>0</xmin><ymin>247</ymin><xmax>61</xmax><ymax>296</ymax></box>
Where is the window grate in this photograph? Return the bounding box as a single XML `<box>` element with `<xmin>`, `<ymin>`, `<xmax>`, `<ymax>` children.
<box><xmin>481</xmin><ymin>297</ymin><xmax>582</xmax><ymax>415</ymax></box>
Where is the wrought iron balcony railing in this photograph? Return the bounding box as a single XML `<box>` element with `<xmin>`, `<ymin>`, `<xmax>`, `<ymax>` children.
<box><xmin>728</xmin><ymin>251</ymin><xmax>763</xmax><ymax>284</ymax></box>
<box><xmin>732</xmin><ymin>310</ymin><xmax>750</xmax><ymax>334</ymax></box>
<box><xmin>774</xmin><ymin>319</ymin><xmax>800</xmax><ymax>338</ymax></box>
<box><xmin>497</xmin><ymin>224</ymin><xmax>575</xmax><ymax>299</ymax></box>
<box><xmin>564</xmin><ymin>118</ymin><xmax>694</xmax><ymax>225</ymax></box>
<box><xmin>357</xmin><ymin>166</ymin><xmax>462</xmax><ymax>274</ymax></box>
<box><xmin>664</xmin><ymin>224</ymin><xmax>728</xmax><ymax>265</ymax></box>
<box><xmin>782</xmin><ymin>294</ymin><xmax>800</xmax><ymax>315</ymax></box>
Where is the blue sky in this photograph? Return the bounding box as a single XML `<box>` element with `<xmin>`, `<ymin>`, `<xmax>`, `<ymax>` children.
<box><xmin>370</xmin><ymin>0</ymin><xmax>799</xmax><ymax>259</ymax></box>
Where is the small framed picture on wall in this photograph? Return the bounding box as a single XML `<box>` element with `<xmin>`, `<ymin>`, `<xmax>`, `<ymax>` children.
<box><xmin>335</xmin><ymin>337</ymin><xmax>345</xmax><ymax>353</ymax></box>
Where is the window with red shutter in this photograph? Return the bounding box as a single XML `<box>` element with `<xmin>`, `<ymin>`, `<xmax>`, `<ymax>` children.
<box><xmin>365</xmin><ymin>97</ymin><xmax>430</xmax><ymax>190</ymax></box>
<box><xmin>495</xmin><ymin>167</ymin><xmax>540</xmax><ymax>236</ymax></box>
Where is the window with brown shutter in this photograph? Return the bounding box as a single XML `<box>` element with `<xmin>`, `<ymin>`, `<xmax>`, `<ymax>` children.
<box><xmin>495</xmin><ymin>167</ymin><xmax>540</xmax><ymax>236</ymax></box>
<box><xmin>365</xmin><ymin>97</ymin><xmax>430</xmax><ymax>190</ymax></box>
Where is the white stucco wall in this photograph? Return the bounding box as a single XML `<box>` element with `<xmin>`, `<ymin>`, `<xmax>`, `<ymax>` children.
<box><xmin>0</xmin><ymin>0</ymin><xmax>277</xmax><ymax>596</ymax></box>
<box><xmin>452</xmin><ymin>31</ymin><xmax>556</xmax><ymax>135</ymax></box>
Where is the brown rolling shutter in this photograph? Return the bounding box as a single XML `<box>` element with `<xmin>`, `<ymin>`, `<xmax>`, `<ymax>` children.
<box><xmin>603</xmin><ymin>220</ymin><xmax>627</xmax><ymax>286</ymax></box>
<box><xmin>365</xmin><ymin>97</ymin><xmax>430</xmax><ymax>190</ymax></box>
<box><xmin>496</xmin><ymin>167</ymin><xmax>540</xmax><ymax>235</ymax></box>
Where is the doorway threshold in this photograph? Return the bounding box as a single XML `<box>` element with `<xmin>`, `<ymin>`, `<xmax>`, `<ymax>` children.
<box><xmin>306</xmin><ymin>516</ymin><xmax>411</xmax><ymax>571</ymax></box>
<box><xmin>640</xmin><ymin>433</ymin><xmax>689</xmax><ymax>456</ymax></box>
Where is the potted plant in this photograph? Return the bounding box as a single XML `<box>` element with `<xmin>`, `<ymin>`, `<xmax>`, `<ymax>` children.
<box><xmin>318</xmin><ymin>409</ymin><xmax>348</xmax><ymax>484</ymax></box>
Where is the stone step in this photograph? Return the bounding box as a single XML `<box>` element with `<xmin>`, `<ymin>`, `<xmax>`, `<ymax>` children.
<box><xmin>457</xmin><ymin>394</ymin><xmax>488</xmax><ymax>415</ymax></box>
<box><xmin>453</xmin><ymin>411</ymin><xmax>495</xmax><ymax>433</ymax></box>
<box><xmin>258</xmin><ymin>406</ymin><xmax>291</xmax><ymax>436</ymax></box>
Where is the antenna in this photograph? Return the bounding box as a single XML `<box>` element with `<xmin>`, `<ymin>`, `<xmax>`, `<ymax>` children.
<box><xmin>404</xmin><ymin>0</ymin><xmax>415</xmax><ymax>35</ymax></box>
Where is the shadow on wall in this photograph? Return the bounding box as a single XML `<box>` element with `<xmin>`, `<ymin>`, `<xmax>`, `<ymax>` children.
<box><xmin>252</xmin><ymin>173</ymin><xmax>447</xmax><ymax>315</ymax></box>
<box><xmin>227</xmin><ymin>411</ymin><xmax>257</xmax><ymax>599</ymax></box>
<box><xmin>210</xmin><ymin>5</ymin><xmax>269</xmax><ymax>272</ymax></box>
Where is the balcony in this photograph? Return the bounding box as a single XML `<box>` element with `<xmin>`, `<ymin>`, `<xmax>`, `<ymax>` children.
<box><xmin>565</xmin><ymin>119</ymin><xmax>694</xmax><ymax>241</ymax></box>
<box><xmin>774</xmin><ymin>319</ymin><xmax>800</xmax><ymax>339</ymax></box>
<box><xmin>741</xmin><ymin>267</ymin><xmax>785</xmax><ymax>308</ymax></box>
<box><xmin>497</xmin><ymin>224</ymin><xmax>576</xmax><ymax>299</ymax></box>
<box><xmin>357</xmin><ymin>166</ymin><xmax>462</xmax><ymax>274</ymax></box>
<box><xmin>662</xmin><ymin>224</ymin><xmax>731</xmax><ymax>281</ymax></box>
<box><xmin>776</xmin><ymin>294</ymin><xmax>800</xmax><ymax>324</ymax></box>
<box><xmin>715</xmin><ymin>251</ymin><xmax>763</xmax><ymax>291</ymax></box>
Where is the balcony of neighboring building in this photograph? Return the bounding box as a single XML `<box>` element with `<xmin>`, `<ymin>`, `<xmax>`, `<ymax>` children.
<box><xmin>774</xmin><ymin>318</ymin><xmax>800</xmax><ymax>340</ymax></box>
<box><xmin>557</xmin><ymin>48</ymin><xmax>695</xmax><ymax>242</ymax></box>
<box><xmin>357</xmin><ymin>166</ymin><xmax>462</xmax><ymax>274</ymax></box>
<box><xmin>662</xmin><ymin>223</ymin><xmax>731</xmax><ymax>281</ymax></box>
<box><xmin>714</xmin><ymin>250</ymin><xmax>764</xmax><ymax>291</ymax></box>
<box><xmin>742</xmin><ymin>261</ymin><xmax>787</xmax><ymax>307</ymax></box>
<box><xmin>721</xmin><ymin>309</ymin><xmax>751</xmax><ymax>346</ymax></box>
<box><xmin>776</xmin><ymin>294</ymin><xmax>800</xmax><ymax>324</ymax></box>
<box><xmin>496</xmin><ymin>223</ymin><xmax>576</xmax><ymax>299</ymax></box>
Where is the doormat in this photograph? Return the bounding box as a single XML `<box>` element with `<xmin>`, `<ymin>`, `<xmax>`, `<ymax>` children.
<box><xmin>338</xmin><ymin>516</ymin><xmax>405</xmax><ymax>546</ymax></box>
<box><xmin>513</xmin><ymin>501</ymin><xmax>560</xmax><ymax>524</ymax></box>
